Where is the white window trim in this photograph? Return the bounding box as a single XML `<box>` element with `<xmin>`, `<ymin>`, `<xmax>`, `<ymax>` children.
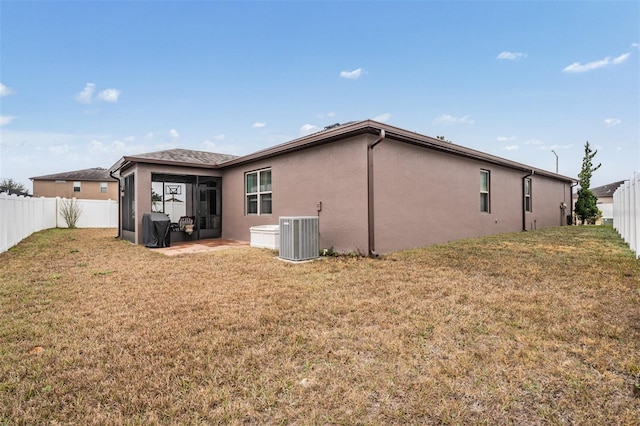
<box><xmin>245</xmin><ymin>169</ymin><xmax>272</xmax><ymax>215</ymax></box>
<box><xmin>524</xmin><ymin>178</ymin><xmax>532</xmax><ymax>212</ymax></box>
<box><xmin>73</xmin><ymin>181</ymin><xmax>81</xmax><ymax>192</ymax></box>
<box><xmin>480</xmin><ymin>170</ymin><xmax>490</xmax><ymax>213</ymax></box>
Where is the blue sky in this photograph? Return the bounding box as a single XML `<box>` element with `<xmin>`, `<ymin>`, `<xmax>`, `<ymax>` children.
<box><xmin>1</xmin><ymin>1</ymin><xmax>638</xmax><ymax>191</ymax></box>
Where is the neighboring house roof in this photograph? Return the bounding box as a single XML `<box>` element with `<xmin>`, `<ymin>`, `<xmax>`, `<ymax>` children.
<box><xmin>109</xmin><ymin>120</ymin><xmax>576</xmax><ymax>183</ymax></box>
<box><xmin>31</xmin><ymin>167</ymin><xmax>116</xmax><ymax>182</ymax></box>
<box><xmin>591</xmin><ymin>180</ymin><xmax>625</xmax><ymax>198</ymax></box>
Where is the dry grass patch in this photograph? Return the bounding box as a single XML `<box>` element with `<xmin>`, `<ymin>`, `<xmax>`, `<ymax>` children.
<box><xmin>1</xmin><ymin>226</ymin><xmax>639</xmax><ymax>424</ymax></box>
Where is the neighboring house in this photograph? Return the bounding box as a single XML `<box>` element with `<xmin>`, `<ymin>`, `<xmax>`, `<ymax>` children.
<box><xmin>109</xmin><ymin>120</ymin><xmax>576</xmax><ymax>255</ymax></box>
<box><xmin>31</xmin><ymin>168</ymin><xmax>119</xmax><ymax>200</ymax></box>
<box><xmin>573</xmin><ymin>180</ymin><xmax>625</xmax><ymax>226</ymax></box>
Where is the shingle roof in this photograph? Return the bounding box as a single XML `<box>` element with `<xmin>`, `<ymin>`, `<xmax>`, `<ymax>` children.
<box><xmin>126</xmin><ymin>148</ymin><xmax>239</xmax><ymax>166</ymax></box>
<box><xmin>591</xmin><ymin>180</ymin><xmax>625</xmax><ymax>198</ymax></box>
<box><xmin>31</xmin><ymin>167</ymin><xmax>115</xmax><ymax>181</ymax></box>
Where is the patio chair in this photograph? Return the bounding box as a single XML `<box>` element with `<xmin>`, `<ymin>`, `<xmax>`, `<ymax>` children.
<box><xmin>178</xmin><ymin>216</ymin><xmax>195</xmax><ymax>235</ymax></box>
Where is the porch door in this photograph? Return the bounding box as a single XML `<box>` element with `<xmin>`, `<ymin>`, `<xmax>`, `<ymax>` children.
<box><xmin>196</xmin><ymin>177</ymin><xmax>221</xmax><ymax>239</ymax></box>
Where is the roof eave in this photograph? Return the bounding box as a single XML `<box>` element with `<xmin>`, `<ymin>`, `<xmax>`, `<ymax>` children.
<box><xmin>382</xmin><ymin>126</ymin><xmax>577</xmax><ymax>183</ymax></box>
<box><xmin>219</xmin><ymin>119</ymin><xmax>576</xmax><ymax>183</ymax></box>
<box><xmin>219</xmin><ymin>120</ymin><xmax>380</xmax><ymax>168</ymax></box>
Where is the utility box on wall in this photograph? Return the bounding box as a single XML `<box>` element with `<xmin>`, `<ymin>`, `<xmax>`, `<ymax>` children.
<box><xmin>279</xmin><ymin>216</ymin><xmax>319</xmax><ymax>261</ymax></box>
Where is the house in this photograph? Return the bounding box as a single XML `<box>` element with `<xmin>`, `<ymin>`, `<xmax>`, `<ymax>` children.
<box><xmin>31</xmin><ymin>168</ymin><xmax>119</xmax><ymax>200</ymax></box>
<box><xmin>573</xmin><ymin>180</ymin><xmax>625</xmax><ymax>226</ymax></box>
<box><xmin>109</xmin><ymin>120</ymin><xmax>576</xmax><ymax>255</ymax></box>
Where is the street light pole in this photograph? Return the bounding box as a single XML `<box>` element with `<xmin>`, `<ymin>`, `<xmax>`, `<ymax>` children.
<box><xmin>551</xmin><ymin>150</ymin><xmax>558</xmax><ymax>173</ymax></box>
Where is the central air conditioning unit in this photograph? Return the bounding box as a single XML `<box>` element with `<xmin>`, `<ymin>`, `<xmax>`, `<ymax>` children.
<box><xmin>279</xmin><ymin>216</ymin><xmax>319</xmax><ymax>261</ymax></box>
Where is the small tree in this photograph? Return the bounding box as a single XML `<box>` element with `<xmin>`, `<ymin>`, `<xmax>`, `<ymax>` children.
<box><xmin>574</xmin><ymin>141</ymin><xmax>601</xmax><ymax>225</ymax></box>
<box><xmin>151</xmin><ymin>190</ymin><xmax>162</xmax><ymax>212</ymax></box>
<box><xmin>0</xmin><ymin>178</ymin><xmax>30</xmax><ymax>195</ymax></box>
<box><xmin>60</xmin><ymin>198</ymin><xmax>82</xmax><ymax>229</ymax></box>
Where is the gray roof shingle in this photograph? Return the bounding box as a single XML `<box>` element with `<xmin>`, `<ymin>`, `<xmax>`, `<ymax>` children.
<box><xmin>31</xmin><ymin>168</ymin><xmax>115</xmax><ymax>181</ymax></box>
<box><xmin>127</xmin><ymin>148</ymin><xmax>239</xmax><ymax>165</ymax></box>
<box><xmin>591</xmin><ymin>180</ymin><xmax>625</xmax><ymax>198</ymax></box>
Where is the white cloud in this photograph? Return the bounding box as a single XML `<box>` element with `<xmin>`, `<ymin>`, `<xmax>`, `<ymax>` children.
<box><xmin>563</xmin><ymin>52</ymin><xmax>631</xmax><ymax>73</ymax></box>
<box><xmin>300</xmin><ymin>124</ymin><xmax>319</xmax><ymax>134</ymax></box>
<box><xmin>89</xmin><ymin>139</ymin><xmax>127</xmax><ymax>154</ymax></box>
<box><xmin>373</xmin><ymin>113</ymin><xmax>391</xmax><ymax>122</ymax></box>
<box><xmin>98</xmin><ymin>88</ymin><xmax>121</xmax><ymax>102</ymax></box>
<box><xmin>524</xmin><ymin>138</ymin><xmax>544</xmax><ymax>146</ymax></box>
<box><xmin>497</xmin><ymin>51</ymin><xmax>527</xmax><ymax>60</ymax></box>
<box><xmin>89</xmin><ymin>139</ymin><xmax>104</xmax><ymax>151</ymax></box>
<box><xmin>202</xmin><ymin>141</ymin><xmax>217</xmax><ymax>150</ymax></box>
<box><xmin>497</xmin><ymin>136</ymin><xmax>516</xmax><ymax>142</ymax></box>
<box><xmin>145</xmin><ymin>132</ymin><xmax>156</xmax><ymax>139</ymax></box>
<box><xmin>169</xmin><ymin>129</ymin><xmax>180</xmax><ymax>138</ymax></box>
<box><xmin>199</xmin><ymin>135</ymin><xmax>224</xmax><ymax>149</ymax></box>
<box><xmin>49</xmin><ymin>144</ymin><xmax>70</xmax><ymax>155</ymax></box>
<box><xmin>340</xmin><ymin>68</ymin><xmax>365</xmax><ymax>79</ymax></box>
<box><xmin>433</xmin><ymin>114</ymin><xmax>475</xmax><ymax>126</ymax></box>
<box><xmin>604</xmin><ymin>118</ymin><xmax>621</xmax><ymax>127</ymax></box>
<box><xmin>0</xmin><ymin>116</ymin><xmax>16</xmax><ymax>126</ymax></box>
<box><xmin>504</xmin><ymin>145</ymin><xmax>519</xmax><ymax>151</ymax></box>
<box><xmin>632</xmin><ymin>42</ymin><xmax>640</xmax><ymax>49</ymax></box>
<box><xmin>317</xmin><ymin>112</ymin><xmax>336</xmax><ymax>119</ymax></box>
<box><xmin>252</xmin><ymin>122</ymin><xmax>266</xmax><ymax>128</ymax></box>
<box><xmin>612</xmin><ymin>52</ymin><xmax>631</xmax><ymax>64</ymax></box>
<box><xmin>0</xmin><ymin>83</ymin><xmax>14</xmax><ymax>97</ymax></box>
<box><xmin>75</xmin><ymin>83</ymin><xmax>96</xmax><ymax>104</ymax></box>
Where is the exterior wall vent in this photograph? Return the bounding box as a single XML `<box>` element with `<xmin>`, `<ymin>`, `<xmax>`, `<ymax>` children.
<box><xmin>279</xmin><ymin>216</ymin><xmax>319</xmax><ymax>261</ymax></box>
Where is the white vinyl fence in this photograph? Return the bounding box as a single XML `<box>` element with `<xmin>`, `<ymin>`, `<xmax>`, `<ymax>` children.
<box><xmin>0</xmin><ymin>193</ymin><xmax>118</xmax><ymax>254</ymax></box>
<box><xmin>613</xmin><ymin>173</ymin><xmax>640</xmax><ymax>258</ymax></box>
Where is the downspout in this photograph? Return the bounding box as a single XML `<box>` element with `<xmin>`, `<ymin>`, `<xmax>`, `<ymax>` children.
<box><xmin>367</xmin><ymin>128</ymin><xmax>386</xmax><ymax>257</ymax></box>
<box><xmin>522</xmin><ymin>170</ymin><xmax>534</xmax><ymax>231</ymax></box>
<box><xmin>109</xmin><ymin>168</ymin><xmax>122</xmax><ymax>238</ymax></box>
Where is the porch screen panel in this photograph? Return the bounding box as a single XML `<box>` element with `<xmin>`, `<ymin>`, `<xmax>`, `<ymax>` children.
<box><xmin>123</xmin><ymin>174</ymin><xmax>135</xmax><ymax>231</ymax></box>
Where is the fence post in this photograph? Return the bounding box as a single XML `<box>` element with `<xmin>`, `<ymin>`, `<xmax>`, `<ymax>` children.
<box><xmin>613</xmin><ymin>173</ymin><xmax>640</xmax><ymax>258</ymax></box>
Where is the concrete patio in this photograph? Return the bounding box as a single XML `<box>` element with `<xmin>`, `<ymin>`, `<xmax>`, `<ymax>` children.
<box><xmin>152</xmin><ymin>238</ymin><xmax>250</xmax><ymax>256</ymax></box>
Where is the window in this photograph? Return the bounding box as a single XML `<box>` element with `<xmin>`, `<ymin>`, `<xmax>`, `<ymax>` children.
<box><xmin>73</xmin><ymin>181</ymin><xmax>81</xmax><ymax>192</ymax></box>
<box><xmin>246</xmin><ymin>169</ymin><xmax>272</xmax><ymax>215</ymax></box>
<box><xmin>524</xmin><ymin>178</ymin><xmax>532</xmax><ymax>212</ymax></box>
<box><xmin>100</xmin><ymin>182</ymin><xmax>108</xmax><ymax>193</ymax></box>
<box><xmin>480</xmin><ymin>170</ymin><xmax>490</xmax><ymax>213</ymax></box>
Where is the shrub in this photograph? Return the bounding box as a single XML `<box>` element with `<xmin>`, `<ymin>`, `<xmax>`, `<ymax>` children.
<box><xmin>59</xmin><ymin>198</ymin><xmax>82</xmax><ymax>229</ymax></box>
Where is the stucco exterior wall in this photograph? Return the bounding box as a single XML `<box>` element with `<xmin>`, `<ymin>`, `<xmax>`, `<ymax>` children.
<box><xmin>524</xmin><ymin>173</ymin><xmax>572</xmax><ymax>230</ymax></box>
<box><xmin>215</xmin><ymin>133</ymin><xmax>573</xmax><ymax>254</ymax></box>
<box><xmin>222</xmin><ymin>135</ymin><xmax>369</xmax><ymax>253</ymax></box>
<box><xmin>371</xmin><ymin>139</ymin><xmax>572</xmax><ymax>254</ymax></box>
<box><xmin>33</xmin><ymin>180</ymin><xmax>118</xmax><ymax>200</ymax></box>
